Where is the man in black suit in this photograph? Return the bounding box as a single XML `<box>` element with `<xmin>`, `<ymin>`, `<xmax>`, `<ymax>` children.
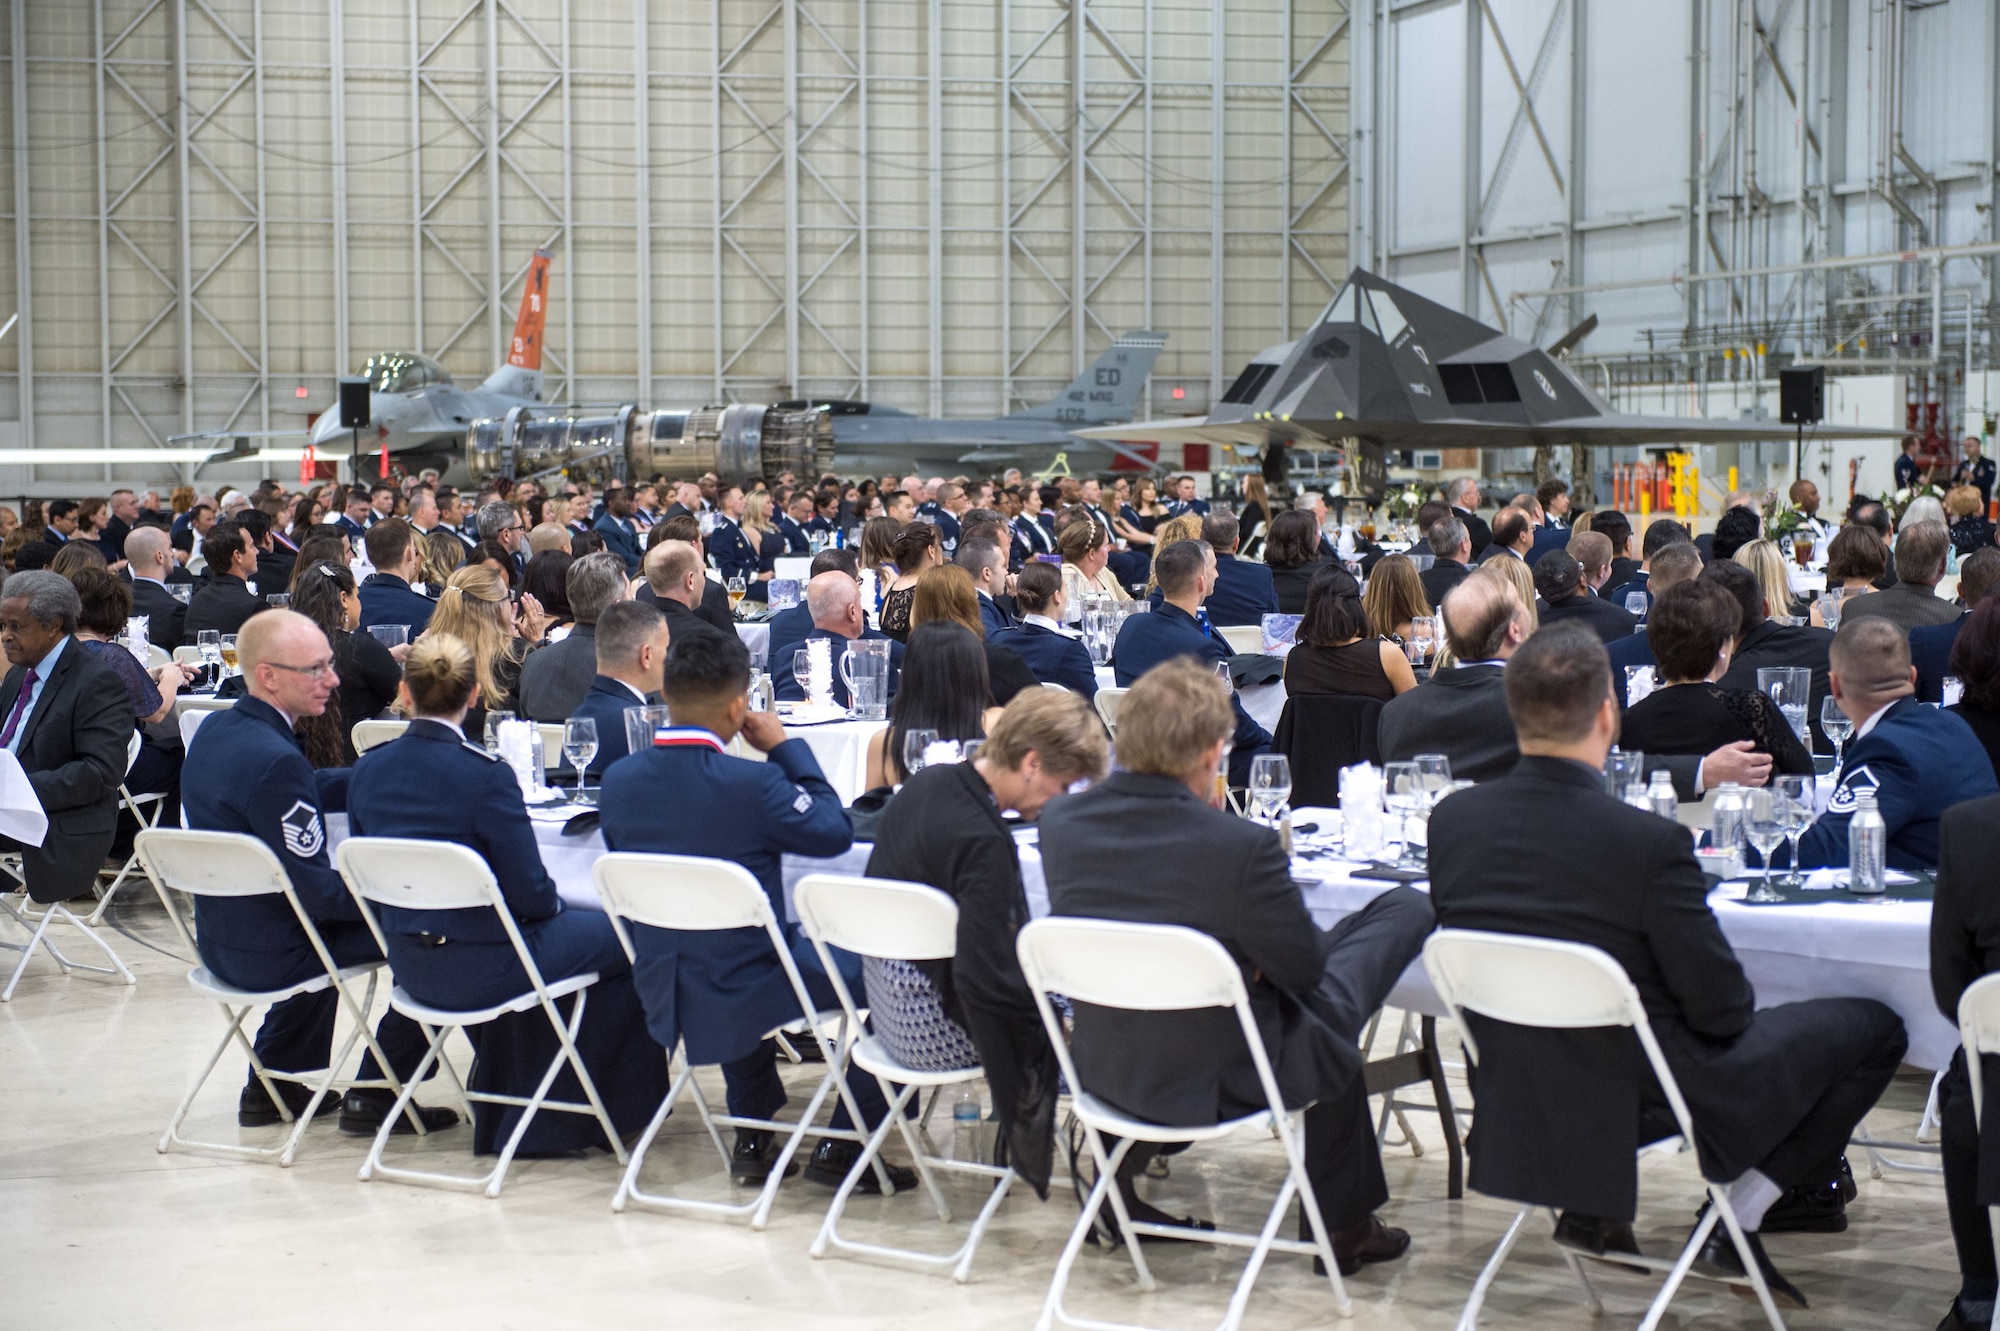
<box><xmin>643</xmin><ymin>514</ymin><xmax>739</xmax><ymax>635</ymax></box>
<box><xmin>1041</xmin><ymin>657</ymin><xmax>1434</xmax><ymax>1276</ymax></box>
<box><xmin>566</xmin><ymin>600</ymin><xmax>670</xmax><ymax>776</ymax></box>
<box><xmin>123</xmin><ymin>525</ymin><xmax>188</xmax><ymax>649</ymax></box>
<box><xmin>1446</xmin><ymin>477</ymin><xmax>1492</xmax><ymax>561</ymax></box>
<box><xmin>1603</xmin><ymin>518</ymin><xmax>1692</xmax><ymax>614</ymax></box>
<box><xmin>1702</xmin><ymin>558</ymin><xmax>1836</xmax><ymax>750</ymax></box>
<box><xmin>1931</xmin><ymin>792</ymin><xmax>2000</xmax><ymax>1331</ymax></box>
<box><xmin>1419</xmin><ymin>516</ymin><xmax>1472</xmax><ymax>610</ymax></box>
<box><xmin>183</xmin><ymin>520</ymin><xmax>263</xmax><ymax>644</ymax></box>
<box><xmin>1912</xmin><ymin>548</ymin><xmax>2000</xmax><ymax>701</ymax></box>
<box><xmin>1535</xmin><ymin>540</ymin><xmax>1637</xmax><ymax>644</ymax></box>
<box><xmin>99</xmin><ymin>489</ymin><xmax>139</xmax><ymax>565</ymax></box>
<box><xmin>1426</xmin><ymin>623</ymin><xmax>1907</xmax><ymax>1307</ymax></box>
<box><xmin>643</xmin><ymin>541</ymin><xmax>734</xmax><ymax>661</ymax></box>
<box><xmin>0</xmin><ymin>572</ymin><xmax>132</xmax><ymax>905</ymax></box>
<box><xmin>1478</xmin><ymin>506</ymin><xmax>1535</xmax><ymax>566</ymax></box>
<box><xmin>1591</xmin><ymin>510</ymin><xmax>1641</xmax><ymax>591</ymax></box>
<box><xmin>1378</xmin><ymin>570</ymin><xmax>1525</xmax><ymax>781</ymax></box>
<box><xmin>954</xmin><ymin>537</ymin><xmax>1016</xmax><ymax>633</ymax></box>
<box><xmin>1199</xmin><ymin>511</ymin><xmax>1278</xmax><ymax>627</ymax></box>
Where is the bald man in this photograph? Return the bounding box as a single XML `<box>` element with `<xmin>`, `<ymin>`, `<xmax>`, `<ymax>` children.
<box><xmin>642</xmin><ymin>540</ymin><xmax>731</xmax><ymax>659</ymax></box>
<box><xmin>771</xmin><ymin>570</ymin><xmax>903</xmax><ymax>705</ymax></box>
<box><xmin>124</xmin><ymin>525</ymin><xmax>189</xmax><ymax>646</ymax></box>
<box><xmin>182</xmin><ymin>610</ymin><xmax>457</xmax><ymax>1136</ymax></box>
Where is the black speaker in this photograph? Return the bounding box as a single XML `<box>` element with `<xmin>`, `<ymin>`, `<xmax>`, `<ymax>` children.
<box><xmin>1780</xmin><ymin>365</ymin><xmax>1824</xmax><ymax>425</ymax></box>
<box><xmin>338</xmin><ymin>377</ymin><xmax>372</xmax><ymax>430</ymax></box>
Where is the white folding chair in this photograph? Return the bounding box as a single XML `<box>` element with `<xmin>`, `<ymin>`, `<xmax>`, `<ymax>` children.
<box><xmin>350</xmin><ymin>718</ymin><xmax>409</xmax><ymax>753</ymax></box>
<box><xmin>1423</xmin><ymin>929</ymin><xmax>1788</xmax><ymax>1331</ymax></box>
<box><xmin>537</xmin><ymin>722</ymin><xmax>568</xmax><ymax>769</ymax></box>
<box><xmin>795</xmin><ymin>873</ymin><xmax>1017</xmax><ymax>1282</ymax></box>
<box><xmin>1042</xmin><ymin>681</ymin><xmax>1078</xmax><ymax>694</ymax></box>
<box><xmin>87</xmin><ymin>731</ymin><xmax>172</xmax><ymax>925</ymax></box>
<box><xmin>0</xmin><ymin>775</ymin><xmax>140</xmax><ymax>1000</ymax></box>
<box><xmin>1957</xmin><ymin>973</ymin><xmax>2000</xmax><ymax>1284</ymax></box>
<box><xmin>1016</xmin><ymin>916</ymin><xmax>1350</xmax><ymax>1331</ymax></box>
<box><xmin>1217</xmin><ymin>625</ymin><xmax>1264</xmax><ymax>656</ymax></box>
<box><xmin>136</xmin><ymin>828</ymin><xmax>415</xmax><ymax>1165</ymax></box>
<box><xmin>337</xmin><ymin>836</ymin><xmax>628</xmax><ymax>1197</ymax></box>
<box><xmin>146</xmin><ymin>644</ymin><xmax>171</xmax><ymax>669</ymax></box>
<box><xmin>1093</xmin><ymin>686</ymin><xmax>1128</xmax><ymax>734</ymax></box>
<box><xmin>593</xmin><ymin>852</ymin><xmax>879</xmax><ymax>1230</ymax></box>
<box><xmin>171</xmin><ymin>646</ymin><xmax>204</xmax><ymax>666</ymax></box>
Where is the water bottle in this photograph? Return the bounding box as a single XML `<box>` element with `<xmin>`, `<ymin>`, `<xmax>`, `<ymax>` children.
<box><xmin>1847</xmin><ymin>789</ymin><xmax>1886</xmax><ymax>895</ymax></box>
<box><xmin>951</xmin><ymin>1083</ymin><xmax>982</xmax><ymax>1163</ymax></box>
<box><xmin>1647</xmin><ymin>769</ymin><xmax>1677</xmax><ymax>819</ymax></box>
<box><xmin>1196</xmin><ymin>606</ymin><xmax>1213</xmax><ymax>637</ymax></box>
<box><xmin>1710</xmin><ymin>783</ymin><xmax>1746</xmax><ymax>856</ymax></box>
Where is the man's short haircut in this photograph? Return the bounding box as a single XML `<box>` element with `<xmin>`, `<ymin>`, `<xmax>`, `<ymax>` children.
<box><xmin>1012</xmin><ymin>560</ymin><xmax>1063</xmax><ymax>615</ymax></box>
<box><xmin>1448</xmin><ymin>477</ymin><xmax>1480</xmax><ymax>508</ymax></box>
<box><xmin>1440</xmin><ymin>574</ymin><xmax>1520</xmax><ymax>661</ymax></box>
<box><xmin>1114</xmin><ymin>658</ymin><xmax>1236</xmax><ymax>778</ymax></box>
<box><xmin>1535</xmin><ymin>478</ymin><xmax>1568</xmax><ymax>510</ymax></box>
<box><xmin>1566</xmin><ymin>530</ymin><xmax>1612</xmax><ymax>578</ymax></box>
<box><xmin>1648</xmin><ymin>542</ymin><xmax>1704</xmax><ymax>594</ymax></box>
<box><xmin>346</xmin><ymin>487</ymin><xmax>373</xmax><ymax>510</ymax></box>
<box><xmin>1960</xmin><ymin>547</ymin><xmax>2000</xmax><ymax>605</ymax></box>
<box><xmin>1427</xmin><ymin>515</ymin><xmax>1469</xmax><ymax>559</ymax></box>
<box><xmin>527</xmin><ymin>522</ymin><xmax>571</xmax><ymax>556</ymax></box>
<box><xmin>1699</xmin><ymin>557</ymin><xmax>1765</xmax><ymax>636</ymax></box>
<box><xmin>1788</xmin><ymin>478</ymin><xmax>1818</xmax><ymax>506</ymax></box>
<box><xmin>954</xmin><ymin>537</ymin><xmax>1005</xmax><ymax>581</ymax></box>
<box><xmin>1849</xmin><ymin>500</ymin><xmax>1892</xmax><ymax>538</ymax></box>
<box><xmin>239</xmin><ymin>508</ymin><xmax>271</xmax><ymax>544</ymax></box>
<box><xmin>1641</xmin><ymin>518</ymin><xmax>1691</xmax><ymax>559</ymax></box>
<box><xmin>1292</xmin><ymin>489</ymin><xmax>1325</xmax><ymax>512</ymax></box>
<box><xmin>1648</xmin><ymin>579</ymin><xmax>1742</xmax><ymax>682</ymax></box>
<box><xmin>1894</xmin><ymin>518</ymin><xmax>1950</xmax><ymax>583</ymax></box>
<box><xmin>1830</xmin><ymin>615</ymin><xmax>1913</xmax><ymax>694</ymax></box>
<box><xmin>202</xmin><ymin>520</ymin><xmax>247</xmax><ymax>574</ymax></box>
<box><xmin>935</xmin><ymin>482</ymin><xmax>963</xmax><ymax>505</ymax></box>
<box><xmin>369</xmin><ymin>482</ymin><xmax>396</xmax><ymax>500</ymax></box>
<box><xmin>661</xmin><ymin>622</ymin><xmax>752</xmax><ymax>707</ymax></box>
<box><xmin>981</xmin><ymin>684</ymin><xmax>1110</xmax><ymax>781</ymax></box>
<box><xmin>595</xmin><ymin>598</ymin><xmax>665</xmax><ymax>670</ymax></box>
<box><xmin>1532</xmin><ymin>549</ymin><xmax>1582</xmax><ymax>601</ymax></box>
<box><xmin>809</xmin><ymin>547</ymin><xmax>860</xmax><ymax>580</ymax></box>
<box><xmin>363</xmin><ymin>516</ymin><xmax>414</xmax><ymax>569</ymax></box>
<box><xmin>565</xmin><ymin>551</ymin><xmax>629</xmax><ymax>624</ymax></box>
<box><xmin>124</xmin><ymin>524</ymin><xmax>170</xmax><ymax>568</ymax></box>
<box><xmin>1506</xmin><ymin>622</ymin><xmax>1611</xmax><ymax>744</ymax></box>
<box><xmin>47</xmin><ymin>499</ymin><xmax>77</xmax><ymax>522</ymax></box>
<box><xmin>1592</xmin><ymin>509</ymin><xmax>1633</xmax><ymax>558</ymax></box>
<box><xmin>1711</xmin><ymin>506</ymin><xmax>1762</xmax><ymax>561</ymax></box>
<box><xmin>1038</xmin><ymin>483</ymin><xmax>1063</xmax><ymax>510</ymax></box>
<box><xmin>475</xmin><ymin>501</ymin><xmax>517</xmax><ymax>541</ymax></box>
<box><xmin>1200</xmin><ymin>511</ymin><xmax>1240</xmax><ymax>552</ymax></box>
<box><xmin>1415</xmin><ymin>500</ymin><xmax>1451</xmax><ymax>535</ymax></box>
<box><xmin>1490</xmin><ymin>506</ymin><xmax>1531</xmax><ymax>551</ymax></box>
<box><xmin>658</xmin><ymin>514</ymin><xmax>702</xmax><ymax>545</ymax></box>
<box><xmin>2</xmin><ymin>569</ymin><xmax>81</xmax><ymax>633</ymax></box>
<box><xmin>645</xmin><ymin>541</ymin><xmax>705</xmax><ymax>595</ymax></box>
<box><xmin>1152</xmin><ymin>539</ymin><xmax>1211</xmax><ymax>598</ymax></box>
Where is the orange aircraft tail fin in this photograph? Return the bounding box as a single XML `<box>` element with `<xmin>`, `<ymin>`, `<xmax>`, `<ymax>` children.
<box><xmin>507</xmin><ymin>249</ymin><xmax>552</xmax><ymax>371</ymax></box>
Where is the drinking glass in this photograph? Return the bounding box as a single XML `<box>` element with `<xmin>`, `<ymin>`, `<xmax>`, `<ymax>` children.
<box><xmin>1248</xmin><ymin>753</ymin><xmax>1292</xmax><ymax>823</ymax></box>
<box><xmin>1414</xmin><ymin>752</ymin><xmax>1452</xmax><ymax>800</ymax></box>
<box><xmin>1410</xmin><ymin>616</ymin><xmax>1435</xmax><ymax>660</ymax></box>
<box><xmin>219</xmin><ymin>634</ymin><xmax>239</xmax><ymax>675</ymax></box>
<box><xmin>196</xmin><ymin>629</ymin><xmax>221</xmax><ymax>686</ymax></box>
<box><xmin>1774</xmin><ymin>773</ymin><xmax>1813</xmax><ymax>887</ymax></box>
<box><xmin>1757</xmin><ymin>667</ymin><xmax>1811</xmax><ymax>744</ymax></box>
<box><xmin>1603</xmin><ymin>746</ymin><xmax>1643</xmax><ymax>796</ymax></box>
<box><xmin>793</xmin><ymin>648</ymin><xmax>816</xmax><ymax>702</ymax></box>
<box><xmin>563</xmin><ymin>717</ymin><xmax>598</xmax><ymax>800</ymax></box>
<box><xmin>726</xmin><ymin>573</ymin><xmax>748</xmax><ymax>612</ymax></box>
<box><xmin>483</xmin><ymin>709</ymin><xmax>515</xmax><ymax>752</ymax></box>
<box><xmin>168</xmin><ymin>583</ymin><xmax>192</xmax><ymax>605</ymax></box>
<box><xmin>1818</xmin><ymin>695</ymin><xmax>1853</xmax><ymax>768</ymax></box>
<box><xmin>1744</xmin><ymin>788</ymin><xmax>1787</xmax><ymax>903</ymax></box>
<box><xmin>1624</xmin><ymin>591</ymin><xmax>1649</xmax><ymax>620</ymax></box>
<box><xmin>265</xmin><ymin>593</ymin><xmax>290</xmax><ymax>608</ymax></box>
<box><xmin>1792</xmin><ymin>533</ymin><xmax>1815</xmax><ymax>567</ymax></box>
<box><xmin>1818</xmin><ymin>588</ymin><xmax>1844</xmax><ymax>632</ymax></box>
<box><xmin>1382</xmin><ymin>761</ymin><xmax>1425</xmax><ymax>868</ymax></box>
<box><xmin>368</xmin><ymin>624</ymin><xmax>409</xmax><ymax>650</ymax></box>
<box><xmin>901</xmin><ymin>728</ymin><xmax>938</xmax><ymax>781</ymax></box>
<box><xmin>1625</xmin><ymin>664</ymin><xmax>1657</xmax><ymax>704</ymax></box>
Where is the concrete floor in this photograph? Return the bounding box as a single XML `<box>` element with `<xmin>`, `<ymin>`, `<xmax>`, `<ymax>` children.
<box><xmin>2</xmin><ymin>892</ymin><xmax>1962</xmax><ymax>1331</ymax></box>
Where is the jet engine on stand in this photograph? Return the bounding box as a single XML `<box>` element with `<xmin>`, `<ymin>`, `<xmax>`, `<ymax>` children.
<box><xmin>465</xmin><ymin>402</ymin><xmax>834</xmax><ymax>489</ymax></box>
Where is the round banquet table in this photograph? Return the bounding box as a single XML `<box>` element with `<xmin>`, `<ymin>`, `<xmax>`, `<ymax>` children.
<box><xmin>511</xmin><ymin>814</ymin><xmax>1956</xmax><ymax>1071</ymax></box>
<box><xmin>738</xmin><ymin>718</ymin><xmax>886</xmax><ymax>806</ymax></box>
<box><xmin>1090</xmin><ymin>665</ymin><xmax>1288</xmax><ymax>734</ymax></box>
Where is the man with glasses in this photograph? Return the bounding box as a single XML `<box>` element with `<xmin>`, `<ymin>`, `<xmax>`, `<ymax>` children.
<box><xmin>182</xmin><ymin>610</ymin><xmax>458</xmax><ymax>1138</ymax></box>
<box><xmin>476</xmin><ymin>500</ymin><xmax>526</xmax><ymax>579</ymax></box>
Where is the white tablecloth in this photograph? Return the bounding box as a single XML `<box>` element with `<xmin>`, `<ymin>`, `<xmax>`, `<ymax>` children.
<box><xmin>760</xmin><ymin>719</ymin><xmax>886</xmax><ymax>805</ymax></box>
<box><xmin>526</xmin><ymin>819</ymin><xmax>1954</xmax><ymax>1069</ymax></box>
<box><xmin>735</xmin><ymin>622</ymin><xmax>770</xmax><ymax>668</ymax></box>
<box><xmin>1091</xmin><ymin>667</ymin><xmax>1287</xmax><ymax>732</ymax></box>
<box><xmin>0</xmin><ymin>748</ymin><xmax>47</xmax><ymax>846</ymax></box>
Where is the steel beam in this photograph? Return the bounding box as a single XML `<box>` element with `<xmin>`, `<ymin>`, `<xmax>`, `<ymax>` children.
<box><xmin>635</xmin><ymin>0</ymin><xmax>652</xmax><ymax>404</ymax></box>
<box><xmin>10</xmin><ymin>0</ymin><xmax>30</xmax><ymax>455</ymax></box>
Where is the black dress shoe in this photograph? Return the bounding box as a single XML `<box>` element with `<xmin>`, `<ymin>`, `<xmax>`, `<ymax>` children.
<box><xmin>337</xmin><ymin>1089</ymin><xmax>461</xmax><ymax>1138</ymax></box>
<box><xmin>1936</xmin><ymin>1301</ymin><xmax>1993</xmax><ymax>1331</ymax></box>
<box><xmin>803</xmin><ymin>1138</ymin><xmax>918</xmax><ymax>1194</ymax></box>
<box><xmin>730</xmin><ymin>1129</ymin><xmax>800</xmax><ymax>1184</ymax></box>
<box><xmin>1552</xmin><ymin>1211</ymin><xmax>1647</xmax><ymax>1273</ymax></box>
<box><xmin>1314</xmin><ymin>1215</ymin><xmax>1411</xmax><ymax>1277</ymax></box>
<box><xmin>237</xmin><ymin>1079</ymin><xmax>343</xmax><ymax>1128</ymax></box>
<box><xmin>1757</xmin><ymin>1179</ymin><xmax>1848</xmax><ymax>1234</ymax></box>
<box><xmin>1690</xmin><ymin>1220</ymin><xmax>1807</xmax><ymax>1310</ymax></box>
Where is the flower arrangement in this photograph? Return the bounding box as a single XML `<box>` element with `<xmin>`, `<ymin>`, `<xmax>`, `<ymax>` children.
<box><xmin>1761</xmin><ymin>499</ymin><xmax>1802</xmax><ymax>542</ymax></box>
<box><xmin>1384</xmin><ymin>483</ymin><xmax>1426</xmax><ymax>518</ymax></box>
<box><xmin>1884</xmin><ymin>483</ymin><xmax>1945</xmax><ymax>523</ymax></box>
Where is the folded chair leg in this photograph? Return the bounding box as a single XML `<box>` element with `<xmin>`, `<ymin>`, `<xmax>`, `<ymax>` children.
<box><xmin>159</xmin><ymin>1005</ymin><xmax>257</xmax><ymax>1153</ymax></box>
<box><xmin>1456</xmin><ymin>1206</ymin><xmax>1532</xmax><ymax>1331</ymax></box>
<box><xmin>811</xmin><ymin>1082</ymin><xmax>921</xmax><ymax>1262</ymax></box>
<box><xmin>1219</xmin><ymin>1175</ymin><xmax>1303</xmax><ymax>1331</ymax></box>
<box><xmin>0</xmin><ymin>904</ymin><xmax>62</xmax><ymax>1001</ymax></box>
<box><xmin>1037</xmin><ymin>1144</ymin><xmax>1124</xmax><ymax>1331</ymax></box>
<box><xmin>546</xmin><ymin>988</ymin><xmax>628</xmax><ymax>1167</ymax></box>
<box><xmin>1092</xmin><ymin>1135</ymin><xmax>1157</xmax><ymax>1292</ymax></box>
<box><xmin>1547</xmin><ymin>1207</ymin><xmax>1604</xmax><ymax>1318</ymax></box>
<box><xmin>1638</xmin><ymin>1200</ymin><xmax>1722</xmax><ymax>1331</ymax></box>
<box><xmin>359</xmin><ymin>1024</ymin><xmax>450</xmax><ymax>1184</ymax></box>
<box><xmin>1709</xmin><ymin>1188</ymin><xmax>1788</xmax><ymax>1331</ymax></box>
<box><xmin>613</xmin><ymin>1062</ymin><xmax>695</xmax><ymax>1213</ymax></box>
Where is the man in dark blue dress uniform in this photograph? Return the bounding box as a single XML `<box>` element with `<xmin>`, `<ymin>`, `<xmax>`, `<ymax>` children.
<box><xmin>707</xmin><ymin>485</ymin><xmax>762</xmax><ymax>588</ymax></box>
<box><xmin>181</xmin><ymin>611</ymin><xmax>457</xmax><ymax>1136</ymax></box>
<box><xmin>355</xmin><ymin>517</ymin><xmax>438</xmax><ymax>635</ymax></box>
<box><xmin>1111</xmin><ymin>538</ymin><xmax>1269</xmax><ymax>787</ymax></box>
<box><xmin>566</xmin><ymin>599</ymin><xmax>670</xmax><ymax>777</ymax></box>
<box><xmin>597</xmin><ymin>629</ymin><xmax>914</xmax><ymax>1191</ymax></box>
<box><xmin>332</xmin><ymin>487</ymin><xmax>372</xmax><ymax>544</ymax></box>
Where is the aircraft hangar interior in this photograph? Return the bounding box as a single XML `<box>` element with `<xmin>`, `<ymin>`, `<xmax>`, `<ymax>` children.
<box><xmin>4</xmin><ymin>2</ymin><xmax>2000</xmax><ymax>1329</ymax></box>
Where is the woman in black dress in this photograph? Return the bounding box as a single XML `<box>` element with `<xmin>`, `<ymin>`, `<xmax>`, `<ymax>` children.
<box><xmin>1264</xmin><ymin>509</ymin><xmax>1332</xmax><ymax>615</ymax></box>
<box><xmin>1619</xmin><ymin>578</ymin><xmax>1814</xmax><ymax>777</ymax></box>
<box><xmin>878</xmin><ymin>521</ymin><xmax>943</xmax><ymax>643</ymax></box>
<box><xmin>1285</xmin><ymin>563</ymin><xmax>1416</xmax><ymax>700</ymax></box>
<box><xmin>290</xmin><ymin>559</ymin><xmax>405</xmax><ymax>766</ymax></box>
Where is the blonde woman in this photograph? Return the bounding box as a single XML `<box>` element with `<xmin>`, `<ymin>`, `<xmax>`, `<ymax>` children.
<box><xmin>740</xmin><ymin>490</ymin><xmax>785</xmax><ymax>600</ymax></box>
<box><xmin>420</xmin><ymin>527</ymin><xmax>467</xmax><ymax>591</ymax></box>
<box><xmin>1732</xmin><ymin>539</ymin><xmax>1803</xmax><ymax>622</ymax></box>
<box><xmin>1363</xmin><ymin>552</ymin><xmax>1430</xmax><ymax>645</ymax></box>
<box><xmin>425</xmin><ymin>563</ymin><xmax>547</xmax><ymax>738</ymax></box>
<box><xmin>1473</xmin><ymin>553</ymin><xmax>1539</xmax><ymax>631</ymax></box>
<box><xmin>1141</xmin><ymin>513</ymin><xmax>1204</xmax><ymax>596</ymax></box>
<box><xmin>1056</xmin><ymin>514</ymin><xmax>1128</xmax><ymax>611</ymax></box>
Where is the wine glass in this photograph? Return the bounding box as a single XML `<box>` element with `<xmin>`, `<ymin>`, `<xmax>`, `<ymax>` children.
<box><xmin>1819</xmin><ymin>695</ymin><xmax>1853</xmax><ymax>769</ymax></box>
<box><xmin>726</xmin><ymin>573</ymin><xmax>748</xmax><ymax>613</ymax></box>
<box><xmin>1774</xmin><ymin>773</ymin><xmax>1813</xmax><ymax>887</ymax></box>
<box><xmin>1248</xmin><ymin>753</ymin><xmax>1292</xmax><ymax>823</ymax></box>
<box><xmin>1818</xmin><ymin>588</ymin><xmax>1844</xmax><ymax>633</ymax></box>
<box><xmin>792</xmin><ymin>648</ymin><xmax>815</xmax><ymax>702</ymax></box>
<box><xmin>563</xmin><ymin>717</ymin><xmax>598</xmax><ymax>801</ymax></box>
<box><xmin>483</xmin><ymin>709</ymin><xmax>515</xmax><ymax>753</ymax></box>
<box><xmin>1382</xmin><ymin>761</ymin><xmax>1426</xmax><ymax>868</ymax></box>
<box><xmin>901</xmin><ymin>728</ymin><xmax>938</xmax><ymax>782</ymax></box>
<box><xmin>219</xmin><ymin>634</ymin><xmax>239</xmax><ymax>676</ymax></box>
<box><xmin>1414</xmin><ymin>752</ymin><xmax>1452</xmax><ymax>801</ymax></box>
<box><xmin>1410</xmin><ymin>616</ymin><xmax>1435</xmax><ymax>661</ymax></box>
<box><xmin>1624</xmin><ymin>591</ymin><xmax>1649</xmax><ymax>620</ymax></box>
<box><xmin>1744</xmin><ymin>788</ymin><xmax>1787</xmax><ymax>903</ymax></box>
<box><xmin>196</xmin><ymin>629</ymin><xmax>221</xmax><ymax>687</ymax></box>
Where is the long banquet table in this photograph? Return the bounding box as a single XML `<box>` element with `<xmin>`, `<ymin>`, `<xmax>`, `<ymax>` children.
<box><xmin>508</xmin><ymin>811</ymin><xmax>1957</xmax><ymax>1072</ymax></box>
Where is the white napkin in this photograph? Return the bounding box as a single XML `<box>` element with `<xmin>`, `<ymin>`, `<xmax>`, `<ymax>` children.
<box><xmin>0</xmin><ymin>749</ymin><xmax>48</xmax><ymax>847</ymax></box>
<box><xmin>805</xmin><ymin>638</ymin><xmax>835</xmax><ymax>709</ymax></box>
